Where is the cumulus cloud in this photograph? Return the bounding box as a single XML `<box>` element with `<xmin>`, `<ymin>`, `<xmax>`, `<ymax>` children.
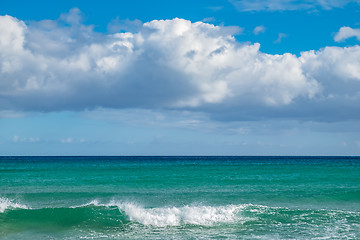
<box><xmin>0</xmin><ymin>9</ymin><xmax>360</xmax><ymax>122</ymax></box>
<box><xmin>301</xmin><ymin>46</ymin><xmax>360</xmax><ymax>88</ymax></box>
<box><xmin>334</xmin><ymin>26</ymin><xmax>360</xmax><ymax>42</ymax></box>
<box><xmin>230</xmin><ymin>0</ymin><xmax>359</xmax><ymax>11</ymax></box>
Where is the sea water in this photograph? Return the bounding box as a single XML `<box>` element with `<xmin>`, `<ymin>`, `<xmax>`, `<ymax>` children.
<box><xmin>0</xmin><ymin>156</ymin><xmax>359</xmax><ymax>239</ymax></box>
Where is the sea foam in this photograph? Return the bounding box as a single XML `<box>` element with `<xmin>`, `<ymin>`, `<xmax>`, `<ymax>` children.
<box><xmin>79</xmin><ymin>200</ymin><xmax>245</xmax><ymax>227</ymax></box>
<box><xmin>120</xmin><ymin>203</ymin><xmax>243</xmax><ymax>226</ymax></box>
<box><xmin>0</xmin><ymin>197</ymin><xmax>29</xmax><ymax>213</ymax></box>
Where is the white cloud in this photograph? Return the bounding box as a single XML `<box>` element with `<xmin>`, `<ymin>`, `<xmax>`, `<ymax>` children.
<box><xmin>28</xmin><ymin>137</ymin><xmax>40</xmax><ymax>142</ymax></box>
<box><xmin>301</xmin><ymin>46</ymin><xmax>360</xmax><ymax>83</ymax></box>
<box><xmin>0</xmin><ymin>15</ymin><xmax>25</xmax><ymax>52</ymax></box>
<box><xmin>13</xmin><ymin>136</ymin><xmax>19</xmax><ymax>142</ymax></box>
<box><xmin>0</xmin><ymin>12</ymin><xmax>316</xmax><ymax>111</ymax></box>
<box><xmin>12</xmin><ymin>135</ymin><xmax>40</xmax><ymax>143</ymax></box>
<box><xmin>253</xmin><ymin>25</ymin><xmax>265</xmax><ymax>35</ymax></box>
<box><xmin>107</xmin><ymin>17</ymin><xmax>142</xmax><ymax>33</ymax></box>
<box><xmin>202</xmin><ymin>17</ymin><xmax>217</xmax><ymax>23</ymax></box>
<box><xmin>230</xmin><ymin>0</ymin><xmax>359</xmax><ymax>11</ymax></box>
<box><xmin>0</xmin><ymin>10</ymin><xmax>360</xmax><ymax>122</ymax></box>
<box><xmin>61</xmin><ymin>138</ymin><xmax>73</xmax><ymax>143</ymax></box>
<box><xmin>274</xmin><ymin>33</ymin><xmax>287</xmax><ymax>43</ymax></box>
<box><xmin>334</xmin><ymin>26</ymin><xmax>360</xmax><ymax>42</ymax></box>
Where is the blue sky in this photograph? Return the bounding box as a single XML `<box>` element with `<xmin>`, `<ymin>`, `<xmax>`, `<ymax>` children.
<box><xmin>0</xmin><ymin>0</ymin><xmax>360</xmax><ymax>155</ymax></box>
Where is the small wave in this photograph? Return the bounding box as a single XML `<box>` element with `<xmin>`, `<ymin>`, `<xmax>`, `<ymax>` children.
<box><xmin>70</xmin><ymin>199</ymin><xmax>103</xmax><ymax>208</ymax></box>
<box><xmin>77</xmin><ymin>200</ymin><xmax>246</xmax><ymax>227</ymax></box>
<box><xmin>0</xmin><ymin>197</ymin><xmax>29</xmax><ymax>213</ymax></box>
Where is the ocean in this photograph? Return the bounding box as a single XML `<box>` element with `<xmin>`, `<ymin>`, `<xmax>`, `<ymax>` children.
<box><xmin>1</xmin><ymin>156</ymin><xmax>359</xmax><ymax>239</ymax></box>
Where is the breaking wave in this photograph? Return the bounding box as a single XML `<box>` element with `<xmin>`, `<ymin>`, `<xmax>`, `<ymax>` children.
<box><xmin>0</xmin><ymin>197</ymin><xmax>29</xmax><ymax>213</ymax></box>
<box><xmin>76</xmin><ymin>200</ymin><xmax>245</xmax><ymax>226</ymax></box>
<box><xmin>1</xmin><ymin>198</ymin><xmax>360</xmax><ymax>239</ymax></box>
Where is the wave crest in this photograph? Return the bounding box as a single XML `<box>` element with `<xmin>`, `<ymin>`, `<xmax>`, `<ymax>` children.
<box><xmin>79</xmin><ymin>200</ymin><xmax>245</xmax><ymax>226</ymax></box>
<box><xmin>0</xmin><ymin>197</ymin><xmax>29</xmax><ymax>213</ymax></box>
<box><xmin>121</xmin><ymin>204</ymin><xmax>243</xmax><ymax>226</ymax></box>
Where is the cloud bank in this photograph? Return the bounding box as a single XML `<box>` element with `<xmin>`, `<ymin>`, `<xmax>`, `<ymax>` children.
<box><xmin>0</xmin><ymin>10</ymin><xmax>360</xmax><ymax>121</ymax></box>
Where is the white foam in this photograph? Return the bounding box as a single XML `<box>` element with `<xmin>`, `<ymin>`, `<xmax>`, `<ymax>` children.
<box><xmin>107</xmin><ymin>200</ymin><xmax>245</xmax><ymax>227</ymax></box>
<box><xmin>123</xmin><ymin>204</ymin><xmax>243</xmax><ymax>226</ymax></box>
<box><xmin>0</xmin><ymin>197</ymin><xmax>29</xmax><ymax>213</ymax></box>
<box><xmin>71</xmin><ymin>199</ymin><xmax>102</xmax><ymax>208</ymax></box>
<box><xmin>73</xmin><ymin>200</ymin><xmax>253</xmax><ymax>226</ymax></box>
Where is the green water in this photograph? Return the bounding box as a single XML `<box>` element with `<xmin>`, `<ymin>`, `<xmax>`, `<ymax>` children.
<box><xmin>1</xmin><ymin>156</ymin><xmax>360</xmax><ymax>239</ymax></box>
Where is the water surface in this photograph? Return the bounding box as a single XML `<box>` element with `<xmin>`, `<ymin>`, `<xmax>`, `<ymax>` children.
<box><xmin>1</xmin><ymin>156</ymin><xmax>359</xmax><ymax>239</ymax></box>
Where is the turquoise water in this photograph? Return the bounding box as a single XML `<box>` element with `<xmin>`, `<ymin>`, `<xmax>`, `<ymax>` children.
<box><xmin>1</xmin><ymin>156</ymin><xmax>360</xmax><ymax>239</ymax></box>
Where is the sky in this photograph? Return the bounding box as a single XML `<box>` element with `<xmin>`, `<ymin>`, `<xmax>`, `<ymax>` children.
<box><xmin>0</xmin><ymin>0</ymin><xmax>360</xmax><ymax>156</ymax></box>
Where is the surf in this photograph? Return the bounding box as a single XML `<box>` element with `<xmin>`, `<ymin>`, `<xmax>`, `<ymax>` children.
<box><xmin>79</xmin><ymin>200</ymin><xmax>246</xmax><ymax>226</ymax></box>
<box><xmin>0</xmin><ymin>197</ymin><xmax>29</xmax><ymax>213</ymax></box>
<box><xmin>1</xmin><ymin>198</ymin><xmax>360</xmax><ymax>239</ymax></box>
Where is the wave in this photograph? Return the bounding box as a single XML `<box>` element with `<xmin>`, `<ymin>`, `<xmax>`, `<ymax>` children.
<box><xmin>0</xmin><ymin>197</ymin><xmax>29</xmax><ymax>213</ymax></box>
<box><xmin>2</xmin><ymin>198</ymin><xmax>360</xmax><ymax>229</ymax></box>
<box><xmin>1</xmin><ymin>199</ymin><xmax>360</xmax><ymax>239</ymax></box>
<box><xmin>1</xmin><ymin>198</ymin><xmax>247</xmax><ymax>227</ymax></box>
<box><xmin>74</xmin><ymin>200</ymin><xmax>246</xmax><ymax>226</ymax></box>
